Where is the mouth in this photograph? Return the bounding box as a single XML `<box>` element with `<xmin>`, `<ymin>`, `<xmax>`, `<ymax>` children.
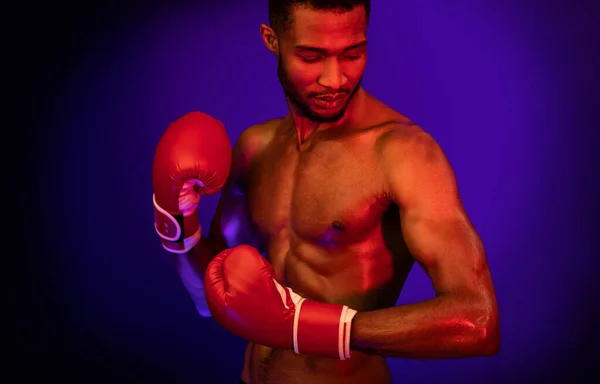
<box><xmin>312</xmin><ymin>94</ymin><xmax>346</xmax><ymax>109</ymax></box>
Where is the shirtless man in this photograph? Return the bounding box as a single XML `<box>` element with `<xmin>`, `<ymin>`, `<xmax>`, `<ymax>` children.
<box><xmin>151</xmin><ymin>1</ymin><xmax>500</xmax><ymax>383</ymax></box>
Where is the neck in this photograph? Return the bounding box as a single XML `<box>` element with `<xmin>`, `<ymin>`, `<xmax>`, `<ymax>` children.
<box><xmin>287</xmin><ymin>87</ymin><xmax>366</xmax><ymax>148</ymax></box>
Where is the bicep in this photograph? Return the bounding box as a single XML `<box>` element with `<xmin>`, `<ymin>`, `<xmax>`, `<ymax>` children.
<box><xmin>205</xmin><ymin>127</ymin><xmax>266</xmax><ymax>254</ymax></box>
<box><xmin>384</xmin><ymin>130</ymin><xmax>492</xmax><ymax>297</ymax></box>
<box><xmin>208</xmin><ymin>182</ymin><xmax>263</xmax><ymax>252</ymax></box>
<box><xmin>401</xmin><ymin>208</ymin><xmax>489</xmax><ymax>297</ymax></box>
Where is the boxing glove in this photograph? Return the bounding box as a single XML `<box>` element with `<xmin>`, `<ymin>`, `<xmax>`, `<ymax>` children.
<box><xmin>152</xmin><ymin>111</ymin><xmax>232</xmax><ymax>253</ymax></box>
<box><xmin>204</xmin><ymin>245</ymin><xmax>358</xmax><ymax>360</ymax></box>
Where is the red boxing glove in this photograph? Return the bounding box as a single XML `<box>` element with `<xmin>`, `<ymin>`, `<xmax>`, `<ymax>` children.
<box><xmin>152</xmin><ymin>111</ymin><xmax>232</xmax><ymax>253</ymax></box>
<box><xmin>204</xmin><ymin>245</ymin><xmax>358</xmax><ymax>360</ymax></box>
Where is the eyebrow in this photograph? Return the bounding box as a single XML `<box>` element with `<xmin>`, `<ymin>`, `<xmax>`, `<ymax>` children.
<box><xmin>294</xmin><ymin>40</ymin><xmax>368</xmax><ymax>53</ymax></box>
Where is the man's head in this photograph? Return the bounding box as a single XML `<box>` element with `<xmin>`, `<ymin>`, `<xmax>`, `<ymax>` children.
<box><xmin>261</xmin><ymin>0</ymin><xmax>371</xmax><ymax>122</ymax></box>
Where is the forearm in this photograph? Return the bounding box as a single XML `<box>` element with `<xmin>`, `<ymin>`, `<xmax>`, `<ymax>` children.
<box><xmin>172</xmin><ymin>236</ymin><xmax>222</xmax><ymax>317</ymax></box>
<box><xmin>350</xmin><ymin>293</ymin><xmax>499</xmax><ymax>359</ymax></box>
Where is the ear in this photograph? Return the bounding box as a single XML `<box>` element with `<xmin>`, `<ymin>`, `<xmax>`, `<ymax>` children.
<box><xmin>259</xmin><ymin>24</ymin><xmax>279</xmax><ymax>53</ymax></box>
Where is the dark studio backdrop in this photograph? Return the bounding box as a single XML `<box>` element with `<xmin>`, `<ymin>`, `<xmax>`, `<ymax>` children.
<box><xmin>18</xmin><ymin>0</ymin><xmax>599</xmax><ymax>382</ymax></box>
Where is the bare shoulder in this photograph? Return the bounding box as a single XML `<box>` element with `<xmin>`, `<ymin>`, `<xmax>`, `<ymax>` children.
<box><xmin>375</xmin><ymin>119</ymin><xmax>443</xmax><ymax>164</ymax></box>
<box><xmin>234</xmin><ymin>118</ymin><xmax>283</xmax><ymax>164</ymax></box>
<box><xmin>376</xmin><ymin>121</ymin><xmax>459</xmax><ymax>211</ymax></box>
<box><xmin>362</xmin><ymin>94</ymin><xmax>440</xmax><ymax>157</ymax></box>
<box><xmin>235</xmin><ymin>118</ymin><xmax>282</xmax><ymax>157</ymax></box>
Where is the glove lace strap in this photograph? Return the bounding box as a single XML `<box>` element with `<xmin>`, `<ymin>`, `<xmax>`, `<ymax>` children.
<box><xmin>153</xmin><ymin>194</ymin><xmax>200</xmax><ymax>253</ymax></box>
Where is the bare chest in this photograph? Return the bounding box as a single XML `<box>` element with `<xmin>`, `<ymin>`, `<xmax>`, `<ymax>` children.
<box><xmin>246</xmin><ymin>135</ymin><xmax>388</xmax><ymax>248</ymax></box>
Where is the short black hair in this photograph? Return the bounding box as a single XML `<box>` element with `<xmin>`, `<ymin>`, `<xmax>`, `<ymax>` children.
<box><xmin>268</xmin><ymin>0</ymin><xmax>371</xmax><ymax>35</ymax></box>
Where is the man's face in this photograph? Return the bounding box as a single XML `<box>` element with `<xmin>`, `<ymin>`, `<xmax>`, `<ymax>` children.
<box><xmin>276</xmin><ymin>6</ymin><xmax>368</xmax><ymax>123</ymax></box>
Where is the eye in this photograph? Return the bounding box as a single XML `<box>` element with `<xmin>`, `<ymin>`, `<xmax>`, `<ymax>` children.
<box><xmin>299</xmin><ymin>55</ymin><xmax>323</xmax><ymax>63</ymax></box>
<box><xmin>342</xmin><ymin>54</ymin><xmax>363</xmax><ymax>61</ymax></box>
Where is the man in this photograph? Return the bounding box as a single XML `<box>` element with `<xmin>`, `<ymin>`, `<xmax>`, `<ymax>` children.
<box><xmin>151</xmin><ymin>1</ymin><xmax>500</xmax><ymax>383</ymax></box>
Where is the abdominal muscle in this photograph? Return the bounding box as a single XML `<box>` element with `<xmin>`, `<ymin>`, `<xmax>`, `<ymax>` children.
<box><xmin>239</xmin><ymin>240</ymin><xmax>401</xmax><ymax>384</ymax></box>
<box><xmin>242</xmin><ymin>342</ymin><xmax>391</xmax><ymax>384</ymax></box>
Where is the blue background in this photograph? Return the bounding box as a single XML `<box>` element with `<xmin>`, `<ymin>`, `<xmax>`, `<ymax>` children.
<box><xmin>21</xmin><ymin>0</ymin><xmax>599</xmax><ymax>382</ymax></box>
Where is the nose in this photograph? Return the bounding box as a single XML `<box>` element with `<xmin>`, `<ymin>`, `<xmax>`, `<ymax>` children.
<box><xmin>317</xmin><ymin>58</ymin><xmax>348</xmax><ymax>90</ymax></box>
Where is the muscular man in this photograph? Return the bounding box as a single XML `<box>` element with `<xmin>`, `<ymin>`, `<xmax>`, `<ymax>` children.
<box><xmin>152</xmin><ymin>1</ymin><xmax>500</xmax><ymax>383</ymax></box>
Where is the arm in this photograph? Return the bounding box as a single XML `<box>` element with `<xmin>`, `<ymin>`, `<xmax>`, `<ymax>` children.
<box><xmin>172</xmin><ymin>125</ymin><xmax>267</xmax><ymax>316</ymax></box>
<box><xmin>350</xmin><ymin>128</ymin><xmax>500</xmax><ymax>358</ymax></box>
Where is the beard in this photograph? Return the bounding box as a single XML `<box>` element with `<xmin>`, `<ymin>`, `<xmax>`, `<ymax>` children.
<box><xmin>277</xmin><ymin>55</ymin><xmax>363</xmax><ymax>123</ymax></box>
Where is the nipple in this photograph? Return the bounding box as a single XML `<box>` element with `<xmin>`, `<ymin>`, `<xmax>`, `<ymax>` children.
<box><xmin>332</xmin><ymin>220</ymin><xmax>345</xmax><ymax>231</ymax></box>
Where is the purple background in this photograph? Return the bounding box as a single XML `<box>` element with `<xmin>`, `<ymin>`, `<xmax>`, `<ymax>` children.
<box><xmin>21</xmin><ymin>0</ymin><xmax>599</xmax><ymax>382</ymax></box>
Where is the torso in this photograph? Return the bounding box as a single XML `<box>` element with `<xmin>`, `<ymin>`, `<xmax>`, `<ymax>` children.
<box><xmin>240</xmin><ymin>93</ymin><xmax>417</xmax><ymax>384</ymax></box>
